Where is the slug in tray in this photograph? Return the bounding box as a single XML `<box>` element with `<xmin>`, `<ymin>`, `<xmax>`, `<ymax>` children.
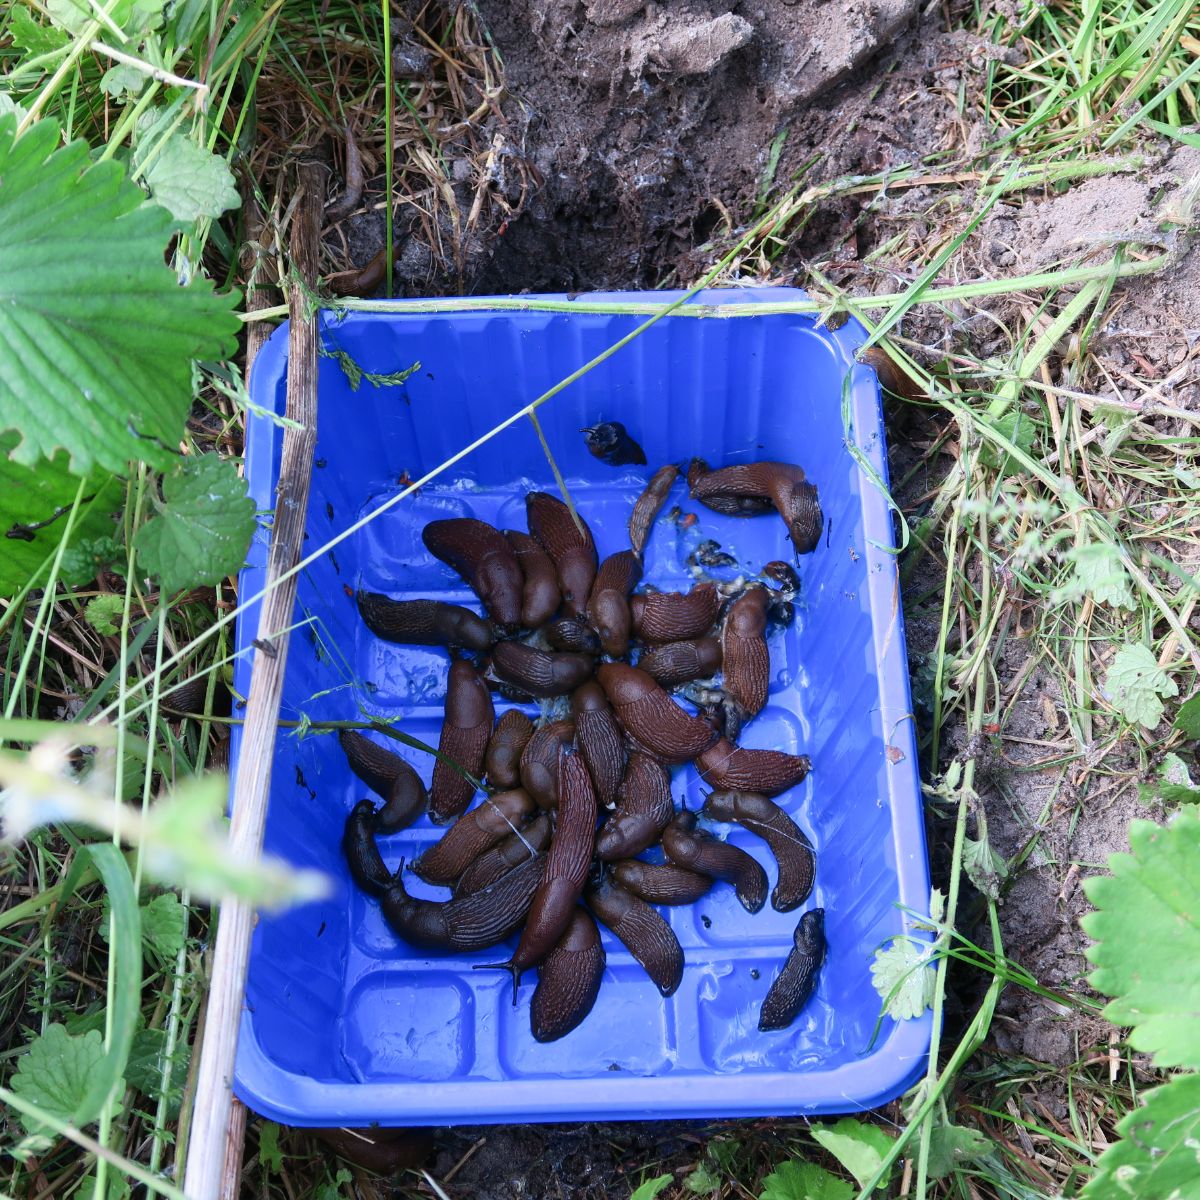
<box><xmin>504</xmin><ymin>530</ymin><xmax>562</xmax><ymax>628</ymax></box>
<box><xmin>585</xmin><ymin>869</ymin><xmax>683</xmax><ymax>997</ymax></box>
<box><xmin>380</xmin><ymin>853</ymin><xmax>546</xmax><ymax>951</ymax></box>
<box><xmin>414</xmin><ymin>789</ymin><xmax>536</xmax><ymax>886</ymax></box>
<box><xmin>430</xmin><ymin>659</ymin><xmax>494</xmax><ymax>822</ymax></box>
<box><xmin>338</xmin><ymin>730</ymin><xmax>428</xmax><ymax>833</ymax></box>
<box><xmin>629</xmin><ymin>583</ymin><xmax>721</xmax><ymax>644</ymax></box>
<box><xmin>661</xmin><ymin>809</ymin><xmax>768</xmax><ymax>914</ymax></box>
<box><xmin>454</xmin><ymin>812</ymin><xmax>553</xmax><ymax>896</ymax></box>
<box><xmin>586</xmin><ymin>550</ymin><xmax>642</xmax><ymax>657</ymax></box>
<box><xmin>628</xmin><ymin>465</ymin><xmax>679</xmax><ymax>559</ymax></box>
<box><xmin>519</xmin><ymin>719</ymin><xmax>575</xmax><ymax>809</ymax></box>
<box><xmin>545</xmin><ymin>616</ymin><xmax>602</xmax><ymax>654</ymax></box>
<box><xmin>355</xmin><ymin>594</ymin><xmax>494</xmax><ymax>652</ymax></box>
<box><xmin>491</xmin><ymin>642</ymin><xmax>594</xmax><ymax>698</ymax></box>
<box><xmin>526</xmin><ymin>492</ymin><xmax>598</xmax><ymax>619</ymax></box>
<box><xmin>701</xmin><ymin>790</ymin><xmax>815</xmax><ymax>912</ymax></box>
<box><xmin>571</xmin><ymin>681</ymin><xmax>626</xmax><ymax>808</ymax></box>
<box><xmin>581</xmin><ymin>421</ymin><xmax>647</xmax><ymax>467</ymax></box>
<box><xmin>342</xmin><ymin>800</ymin><xmax>392</xmax><ymax>897</ymax></box>
<box><xmin>687</xmin><ymin>461</ymin><xmax>823</xmax><ymax>557</ymax></box>
<box><xmin>721</xmin><ymin>587</ymin><xmax>770</xmax><ymax>719</ymax></box>
<box><xmin>759</xmin><ymin>908</ymin><xmax>827</xmax><ymax>1031</ymax></box>
<box><xmin>596</xmin><ymin>663</ymin><xmax>718</xmax><ymax>765</ymax></box>
<box><xmin>478</xmin><ymin>747</ymin><xmax>598</xmax><ymax>995</ymax></box>
<box><xmin>594</xmin><ymin>751</ymin><xmax>674</xmax><ymax>861</ymax></box>
<box><xmin>686</xmin><ymin>458</ymin><xmax>774</xmax><ymax>515</ymax></box>
<box><xmin>422</xmin><ymin>518</ymin><xmax>524</xmax><ymax>630</ymax></box>
<box><xmin>530</xmin><ymin>907</ymin><xmax>606</xmax><ymax>1042</ymax></box>
<box><xmin>637</xmin><ymin>636</ymin><xmax>722</xmax><ymax>689</ymax></box>
<box><xmin>485</xmin><ymin>710</ymin><xmax>535</xmax><ymax>790</ymax></box>
<box><xmin>695</xmin><ymin>737</ymin><xmax>811</xmax><ymax>797</ymax></box>
<box><xmin>611</xmin><ymin>859</ymin><xmax>714</xmax><ymax>905</ymax></box>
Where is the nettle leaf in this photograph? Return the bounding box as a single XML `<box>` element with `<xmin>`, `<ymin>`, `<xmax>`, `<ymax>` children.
<box><xmin>85</xmin><ymin>594</ymin><xmax>124</xmax><ymax>635</ymax></box>
<box><xmin>1083</xmin><ymin>811</ymin><xmax>1200</xmax><ymax>1069</ymax></box>
<box><xmin>870</xmin><ymin>937</ymin><xmax>936</xmax><ymax>1020</ymax></box>
<box><xmin>0</xmin><ymin>115</ymin><xmax>239</xmax><ymax>475</ymax></box>
<box><xmin>810</xmin><ymin>1118</ymin><xmax>894</xmax><ymax>1190</ymax></box>
<box><xmin>133</xmin><ymin>123</ymin><xmax>239</xmax><ymax>223</ymax></box>
<box><xmin>1174</xmin><ymin>695</ymin><xmax>1200</xmax><ymax>739</ymax></box>
<box><xmin>962</xmin><ymin>834</ymin><xmax>1008</xmax><ymax>900</ymax></box>
<box><xmin>758</xmin><ymin>1160</ymin><xmax>853</xmax><ymax>1200</ymax></box>
<box><xmin>1067</xmin><ymin>543</ymin><xmax>1135</xmax><ymax>609</ymax></box>
<box><xmin>926</xmin><ymin>1125</ymin><xmax>993</xmax><ymax>1179</ymax></box>
<box><xmin>1082</xmin><ymin>1072</ymin><xmax>1200</xmax><ymax>1200</ymax></box>
<box><xmin>10</xmin><ymin>1025</ymin><xmax>124</xmax><ymax>1134</ymax></box>
<box><xmin>1102</xmin><ymin>644</ymin><xmax>1178</xmax><ymax>730</ymax></box>
<box><xmin>134</xmin><ymin>454</ymin><xmax>256</xmax><ymax>593</ymax></box>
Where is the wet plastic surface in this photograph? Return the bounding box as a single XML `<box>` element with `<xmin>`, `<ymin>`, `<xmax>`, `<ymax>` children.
<box><xmin>232</xmin><ymin>288</ymin><xmax>931</xmax><ymax>1126</ymax></box>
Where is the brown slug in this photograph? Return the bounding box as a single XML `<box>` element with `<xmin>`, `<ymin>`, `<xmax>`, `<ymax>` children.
<box><xmin>611</xmin><ymin>859</ymin><xmax>714</xmax><ymax>905</ymax></box>
<box><xmin>455</xmin><ymin>812</ymin><xmax>553</xmax><ymax>896</ymax></box>
<box><xmin>585</xmin><ymin>869</ymin><xmax>683</xmax><ymax>997</ymax></box>
<box><xmin>381</xmin><ymin>853</ymin><xmax>545</xmax><ymax>951</ymax></box>
<box><xmin>688</xmin><ymin>461</ymin><xmax>823</xmax><ymax>556</ymax></box>
<box><xmin>519</xmin><ymin>719</ymin><xmax>575</xmax><ymax>810</ymax></box>
<box><xmin>759</xmin><ymin>908</ymin><xmax>826</xmax><ymax>1031</ymax></box>
<box><xmin>414</xmin><ymin>789</ymin><xmax>536</xmax><ymax>885</ymax></box>
<box><xmin>595</xmin><ymin>663</ymin><xmax>718</xmax><ymax>765</ymax></box>
<box><xmin>629</xmin><ymin>465</ymin><xmax>678</xmax><ymax>559</ymax></box>
<box><xmin>485</xmin><ymin>710</ymin><xmax>534</xmax><ymax>789</ymax></box>
<box><xmin>695</xmin><ymin>738</ymin><xmax>811</xmax><ymax>797</ymax></box>
<box><xmin>491</xmin><ymin>641</ymin><xmax>594</xmax><ymax>698</ymax></box>
<box><xmin>586</xmin><ymin>550</ymin><xmax>642</xmax><ymax>657</ymax></box>
<box><xmin>686</xmin><ymin>459</ymin><xmax>774</xmax><ymax>515</ymax></box>
<box><xmin>530</xmin><ymin>907</ymin><xmax>606</xmax><ymax>1042</ymax></box>
<box><xmin>721</xmin><ymin>587</ymin><xmax>770</xmax><ymax>718</ymax></box>
<box><xmin>594</xmin><ymin>751</ymin><xmax>674</xmax><ymax>861</ymax></box>
<box><xmin>637</xmin><ymin>636</ymin><xmax>722</xmax><ymax>689</ymax></box>
<box><xmin>343</xmin><ymin>800</ymin><xmax>392</xmax><ymax>897</ymax></box>
<box><xmin>660</xmin><ymin>809</ymin><xmax>768</xmax><ymax>914</ymax></box>
<box><xmin>504</xmin><ymin>530</ymin><xmax>562</xmax><ymax>628</ymax></box>
<box><xmin>629</xmin><ymin>583</ymin><xmax>721</xmax><ymax>644</ymax></box>
<box><xmin>430</xmin><ymin>659</ymin><xmax>494</xmax><ymax>822</ymax></box>
<box><xmin>701</xmin><ymin>791</ymin><xmax>814</xmax><ymax>912</ymax></box>
<box><xmin>422</xmin><ymin>518</ymin><xmax>524</xmax><ymax>629</ymax></box>
<box><xmin>338</xmin><ymin>730</ymin><xmax>428</xmax><ymax>833</ymax></box>
<box><xmin>356</xmin><ymin>594</ymin><xmax>494</xmax><ymax>652</ymax></box>
<box><xmin>545</xmin><ymin>616</ymin><xmax>602</xmax><ymax>654</ymax></box>
<box><xmin>571</xmin><ymin>682</ymin><xmax>626</xmax><ymax>808</ymax></box>
<box><xmin>525</xmin><ymin>492</ymin><xmax>598</xmax><ymax>618</ymax></box>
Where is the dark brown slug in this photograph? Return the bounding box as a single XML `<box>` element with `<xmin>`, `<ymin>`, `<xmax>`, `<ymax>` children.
<box><xmin>485</xmin><ymin>710</ymin><xmax>534</xmax><ymax>790</ymax></box>
<box><xmin>526</xmin><ymin>492</ymin><xmax>598</xmax><ymax>618</ymax></box>
<box><xmin>759</xmin><ymin>908</ymin><xmax>826</xmax><ymax>1031</ymax></box>
<box><xmin>342</xmin><ymin>800</ymin><xmax>392</xmax><ymax>897</ymax></box>
<box><xmin>491</xmin><ymin>641</ymin><xmax>594</xmax><ymax>698</ymax></box>
<box><xmin>629</xmin><ymin>465</ymin><xmax>679</xmax><ymax>559</ymax></box>
<box><xmin>356</xmin><ymin>594</ymin><xmax>494</xmax><ymax>652</ymax></box>
<box><xmin>721</xmin><ymin>588</ymin><xmax>770</xmax><ymax>718</ymax></box>
<box><xmin>430</xmin><ymin>659</ymin><xmax>494</xmax><ymax>822</ymax></box>
<box><xmin>595</xmin><ymin>663</ymin><xmax>718</xmax><ymax>765</ymax></box>
<box><xmin>629</xmin><ymin>583</ymin><xmax>721</xmax><ymax>644</ymax></box>
<box><xmin>586</xmin><ymin>550</ymin><xmax>643</xmax><ymax>657</ymax></box>
<box><xmin>611</xmin><ymin>859</ymin><xmax>714</xmax><ymax>905</ymax></box>
<box><xmin>661</xmin><ymin>809</ymin><xmax>768</xmax><ymax>914</ymax></box>
<box><xmin>594</xmin><ymin>751</ymin><xmax>674</xmax><ymax>861</ymax></box>
<box><xmin>545</xmin><ymin>617</ymin><xmax>602</xmax><ymax>654</ymax></box>
<box><xmin>688</xmin><ymin>462</ymin><xmax>823</xmax><ymax>556</ymax></box>
<box><xmin>338</xmin><ymin>730</ymin><xmax>428</xmax><ymax>833</ymax></box>
<box><xmin>637</xmin><ymin>636</ymin><xmax>722</xmax><ymax>688</ymax></box>
<box><xmin>530</xmin><ymin>907</ymin><xmax>606</xmax><ymax>1042</ymax></box>
<box><xmin>581</xmin><ymin>421</ymin><xmax>647</xmax><ymax>467</ymax></box>
<box><xmin>519</xmin><ymin>719</ymin><xmax>576</xmax><ymax>810</ymax></box>
<box><xmin>571</xmin><ymin>682</ymin><xmax>626</xmax><ymax>808</ymax></box>
<box><xmin>702</xmin><ymin>791</ymin><xmax>814</xmax><ymax>912</ymax></box>
<box><xmin>686</xmin><ymin>459</ymin><xmax>774</xmax><ymax>515</ymax></box>
<box><xmin>695</xmin><ymin>738</ymin><xmax>811</xmax><ymax>798</ymax></box>
<box><xmin>422</xmin><ymin>518</ymin><xmax>524</xmax><ymax>629</ymax></box>
<box><xmin>414</xmin><ymin>789</ymin><xmax>535</xmax><ymax>885</ymax></box>
<box><xmin>585</xmin><ymin>870</ymin><xmax>683</xmax><ymax>997</ymax></box>
<box><xmin>454</xmin><ymin>812</ymin><xmax>552</xmax><ymax>896</ymax></box>
<box><xmin>504</xmin><ymin>530</ymin><xmax>562</xmax><ymax>628</ymax></box>
<box><xmin>381</xmin><ymin>853</ymin><xmax>545</xmax><ymax>951</ymax></box>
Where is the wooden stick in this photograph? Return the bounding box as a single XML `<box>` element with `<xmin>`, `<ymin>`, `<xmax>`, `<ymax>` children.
<box><xmin>183</xmin><ymin>153</ymin><xmax>325</xmax><ymax>1200</ymax></box>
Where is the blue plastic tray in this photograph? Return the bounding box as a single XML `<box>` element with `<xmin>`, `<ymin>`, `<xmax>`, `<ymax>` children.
<box><xmin>232</xmin><ymin>288</ymin><xmax>931</xmax><ymax>1126</ymax></box>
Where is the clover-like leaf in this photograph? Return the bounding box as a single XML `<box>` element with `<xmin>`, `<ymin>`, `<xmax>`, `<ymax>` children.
<box><xmin>1102</xmin><ymin>644</ymin><xmax>1178</xmax><ymax>730</ymax></box>
<box><xmin>134</xmin><ymin>454</ymin><xmax>256</xmax><ymax>593</ymax></box>
<box><xmin>10</xmin><ymin>1024</ymin><xmax>124</xmax><ymax>1134</ymax></box>
<box><xmin>870</xmin><ymin>937</ymin><xmax>936</xmax><ymax>1020</ymax></box>
<box><xmin>810</xmin><ymin>1118</ymin><xmax>894</xmax><ymax>1190</ymax></box>
<box><xmin>0</xmin><ymin>115</ymin><xmax>239</xmax><ymax>475</ymax></box>
<box><xmin>134</xmin><ymin>123</ymin><xmax>239</xmax><ymax>223</ymax></box>
<box><xmin>759</xmin><ymin>1160</ymin><xmax>852</xmax><ymax>1200</ymax></box>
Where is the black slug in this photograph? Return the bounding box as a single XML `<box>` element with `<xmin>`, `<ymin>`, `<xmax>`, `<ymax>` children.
<box><xmin>581</xmin><ymin>421</ymin><xmax>647</xmax><ymax>467</ymax></box>
<box><xmin>759</xmin><ymin>908</ymin><xmax>827</xmax><ymax>1030</ymax></box>
<box><xmin>342</xmin><ymin>800</ymin><xmax>391</xmax><ymax>897</ymax></box>
<box><xmin>611</xmin><ymin>859</ymin><xmax>714</xmax><ymax>905</ymax></box>
<box><xmin>338</xmin><ymin>730</ymin><xmax>428</xmax><ymax>833</ymax></box>
<box><xmin>455</xmin><ymin>812</ymin><xmax>553</xmax><ymax>897</ymax></box>
<box><xmin>356</xmin><ymin>594</ymin><xmax>494</xmax><ymax>652</ymax></box>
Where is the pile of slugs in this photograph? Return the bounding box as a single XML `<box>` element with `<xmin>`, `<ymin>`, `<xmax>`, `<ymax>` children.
<box><xmin>341</xmin><ymin>431</ymin><xmax>829</xmax><ymax>1043</ymax></box>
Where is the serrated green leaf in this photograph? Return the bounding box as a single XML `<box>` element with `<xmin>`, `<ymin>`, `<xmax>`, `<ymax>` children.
<box><xmin>134</xmin><ymin>455</ymin><xmax>256</xmax><ymax>593</ymax></box>
<box><xmin>9</xmin><ymin>7</ymin><xmax>69</xmax><ymax>55</ymax></box>
<box><xmin>1102</xmin><ymin>644</ymin><xmax>1178</xmax><ymax>730</ymax></box>
<box><xmin>1083</xmin><ymin>811</ymin><xmax>1200</xmax><ymax>1069</ymax></box>
<box><xmin>101</xmin><ymin>63</ymin><xmax>148</xmax><ymax>97</ymax></box>
<box><xmin>134</xmin><ymin>127</ymin><xmax>239</xmax><ymax>223</ymax></box>
<box><xmin>870</xmin><ymin>938</ymin><xmax>936</xmax><ymax>1020</ymax></box>
<box><xmin>810</xmin><ymin>1119</ymin><xmax>895</xmax><ymax>1190</ymax></box>
<box><xmin>630</xmin><ymin>1174</ymin><xmax>673</xmax><ymax>1200</ymax></box>
<box><xmin>759</xmin><ymin>1160</ymin><xmax>853</xmax><ymax>1200</ymax></box>
<box><xmin>86</xmin><ymin>594</ymin><xmax>124</xmax><ymax>635</ymax></box>
<box><xmin>962</xmin><ymin>834</ymin><xmax>1008</xmax><ymax>900</ymax></box>
<box><xmin>102</xmin><ymin>892</ymin><xmax>185</xmax><ymax>968</ymax></box>
<box><xmin>925</xmin><ymin>1125</ymin><xmax>993</xmax><ymax>1179</ymax></box>
<box><xmin>1068</xmin><ymin>542</ymin><xmax>1135</xmax><ymax>609</ymax></box>
<box><xmin>10</xmin><ymin>1025</ymin><xmax>123</xmax><ymax>1134</ymax></box>
<box><xmin>259</xmin><ymin>1121</ymin><xmax>284</xmax><ymax>1173</ymax></box>
<box><xmin>46</xmin><ymin>0</ymin><xmax>165</xmax><ymax>37</ymax></box>
<box><xmin>684</xmin><ymin>1164</ymin><xmax>720</xmax><ymax>1194</ymax></box>
<box><xmin>1081</xmin><ymin>1072</ymin><xmax>1200</xmax><ymax>1199</ymax></box>
<box><xmin>1174</xmin><ymin>695</ymin><xmax>1200</xmax><ymax>739</ymax></box>
<box><xmin>0</xmin><ymin>115</ymin><xmax>239</xmax><ymax>475</ymax></box>
<box><xmin>61</xmin><ymin>535</ymin><xmax>124</xmax><ymax>585</ymax></box>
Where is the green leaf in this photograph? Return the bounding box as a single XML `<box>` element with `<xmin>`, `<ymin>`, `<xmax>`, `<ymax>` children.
<box><xmin>684</xmin><ymin>1164</ymin><xmax>720</xmax><ymax>1194</ymax></box>
<box><xmin>259</xmin><ymin>1121</ymin><xmax>284</xmax><ymax>1173</ymax></box>
<box><xmin>962</xmin><ymin>834</ymin><xmax>1008</xmax><ymax>900</ymax></box>
<box><xmin>102</xmin><ymin>892</ymin><xmax>185</xmax><ymax>968</ymax></box>
<box><xmin>46</xmin><ymin>0</ymin><xmax>166</xmax><ymax>37</ymax></box>
<box><xmin>1066</xmin><ymin>542</ymin><xmax>1135</xmax><ymax>609</ymax></box>
<box><xmin>0</xmin><ymin>115</ymin><xmax>239</xmax><ymax>475</ymax></box>
<box><xmin>9</xmin><ymin>7</ymin><xmax>69</xmax><ymax>55</ymax></box>
<box><xmin>979</xmin><ymin>409</ymin><xmax>1038</xmax><ymax>475</ymax></box>
<box><xmin>61</xmin><ymin>535</ymin><xmax>124</xmax><ymax>585</ymax></box>
<box><xmin>125</xmin><ymin>1026</ymin><xmax>186</xmax><ymax>1117</ymax></box>
<box><xmin>134</xmin><ymin>454</ymin><xmax>256</xmax><ymax>593</ymax></box>
<box><xmin>1081</xmin><ymin>1073</ymin><xmax>1200</xmax><ymax>1199</ymax></box>
<box><xmin>1138</xmin><ymin>753</ymin><xmax>1200</xmax><ymax>807</ymax></box>
<box><xmin>810</xmin><ymin>1119</ymin><xmax>895</xmax><ymax>1190</ymax></box>
<box><xmin>10</xmin><ymin>1025</ymin><xmax>123</xmax><ymax>1134</ymax></box>
<box><xmin>758</xmin><ymin>1160</ymin><xmax>853</xmax><ymax>1200</ymax></box>
<box><xmin>86</xmin><ymin>594</ymin><xmax>124</xmax><ymax>636</ymax></box>
<box><xmin>78</xmin><ymin>1171</ymin><xmax>132</xmax><ymax>1200</ymax></box>
<box><xmin>1083</xmin><ymin>811</ymin><xmax>1200</xmax><ymax>1069</ymax></box>
<box><xmin>133</xmin><ymin>125</ymin><xmax>239</xmax><ymax>223</ymax></box>
<box><xmin>870</xmin><ymin>937</ymin><xmax>936</xmax><ymax>1020</ymax></box>
<box><xmin>630</xmin><ymin>1174</ymin><xmax>674</xmax><ymax>1200</ymax></box>
<box><xmin>1102</xmin><ymin>644</ymin><xmax>1178</xmax><ymax>730</ymax></box>
<box><xmin>1174</xmin><ymin>695</ymin><xmax>1200</xmax><ymax>739</ymax></box>
<box><xmin>100</xmin><ymin>64</ymin><xmax>148</xmax><ymax>98</ymax></box>
<box><xmin>925</xmin><ymin>1124</ymin><xmax>993</xmax><ymax>1179</ymax></box>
